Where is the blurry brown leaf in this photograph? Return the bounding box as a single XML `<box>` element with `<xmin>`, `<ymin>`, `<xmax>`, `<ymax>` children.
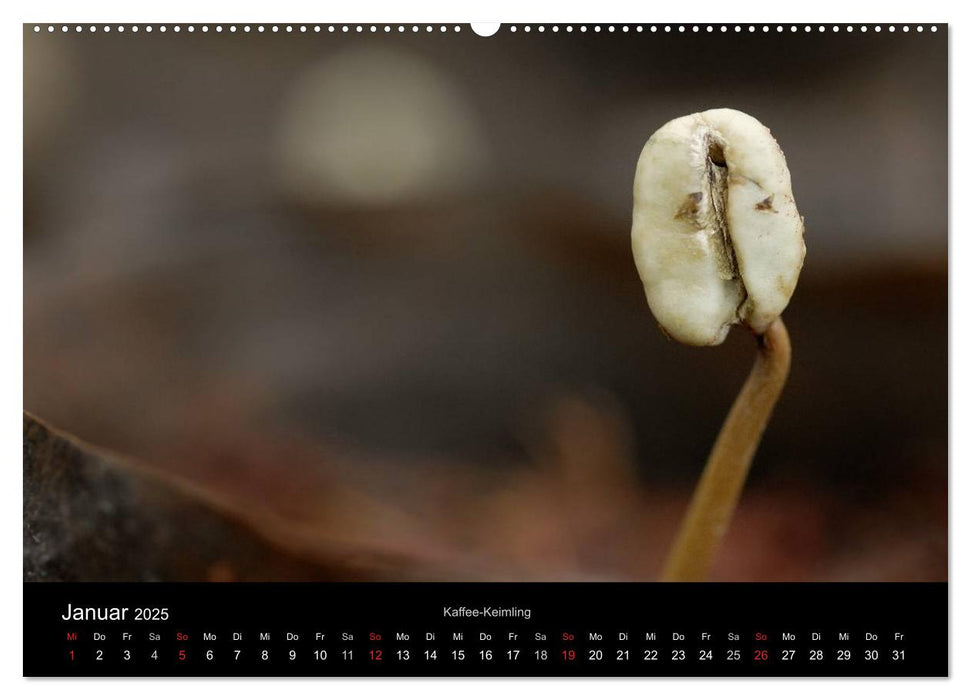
<box><xmin>22</xmin><ymin>411</ymin><xmax>467</xmax><ymax>581</ymax></box>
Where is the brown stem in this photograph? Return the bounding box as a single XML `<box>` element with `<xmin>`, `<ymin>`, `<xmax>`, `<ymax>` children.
<box><xmin>660</xmin><ymin>317</ymin><xmax>791</xmax><ymax>582</ymax></box>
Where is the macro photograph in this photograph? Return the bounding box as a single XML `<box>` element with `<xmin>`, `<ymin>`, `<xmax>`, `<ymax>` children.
<box><xmin>23</xmin><ymin>23</ymin><xmax>947</xmax><ymax>584</ymax></box>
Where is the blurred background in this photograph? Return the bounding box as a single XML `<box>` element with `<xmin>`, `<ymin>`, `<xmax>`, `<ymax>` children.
<box><xmin>23</xmin><ymin>25</ymin><xmax>947</xmax><ymax>581</ymax></box>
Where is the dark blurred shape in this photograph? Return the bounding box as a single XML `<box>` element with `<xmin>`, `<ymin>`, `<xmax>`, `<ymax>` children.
<box><xmin>23</xmin><ymin>412</ymin><xmax>466</xmax><ymax>582</ymax></box>
<box><xmin>24</xmin><ymin>412</ymin><xmax>343</xmax><ymax>581</ymax></box>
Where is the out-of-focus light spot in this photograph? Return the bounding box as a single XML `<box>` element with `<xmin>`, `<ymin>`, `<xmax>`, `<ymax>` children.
<box><xmin>276</xmin><ymin>46</ymin><xmax>489</xmax><ymax>207</ymax></box>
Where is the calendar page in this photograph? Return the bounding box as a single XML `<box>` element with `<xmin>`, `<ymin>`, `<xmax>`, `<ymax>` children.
<box><xmin>22</xmin><ymin>20</ymin><xmax>948</xmax><ymax>678</ymax></box>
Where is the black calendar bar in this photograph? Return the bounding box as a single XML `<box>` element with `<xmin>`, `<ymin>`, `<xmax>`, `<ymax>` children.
<box><xmin>24</xmin><ymin>582</ymin><xmax>947</xmax><ymax>677</ymax></box>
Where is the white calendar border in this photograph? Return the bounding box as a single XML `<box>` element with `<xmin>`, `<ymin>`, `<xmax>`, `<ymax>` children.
<box><xmin>2</xmin><ymin>0</ymin><xmax>963</xmax><ymax>697</ymax></box>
